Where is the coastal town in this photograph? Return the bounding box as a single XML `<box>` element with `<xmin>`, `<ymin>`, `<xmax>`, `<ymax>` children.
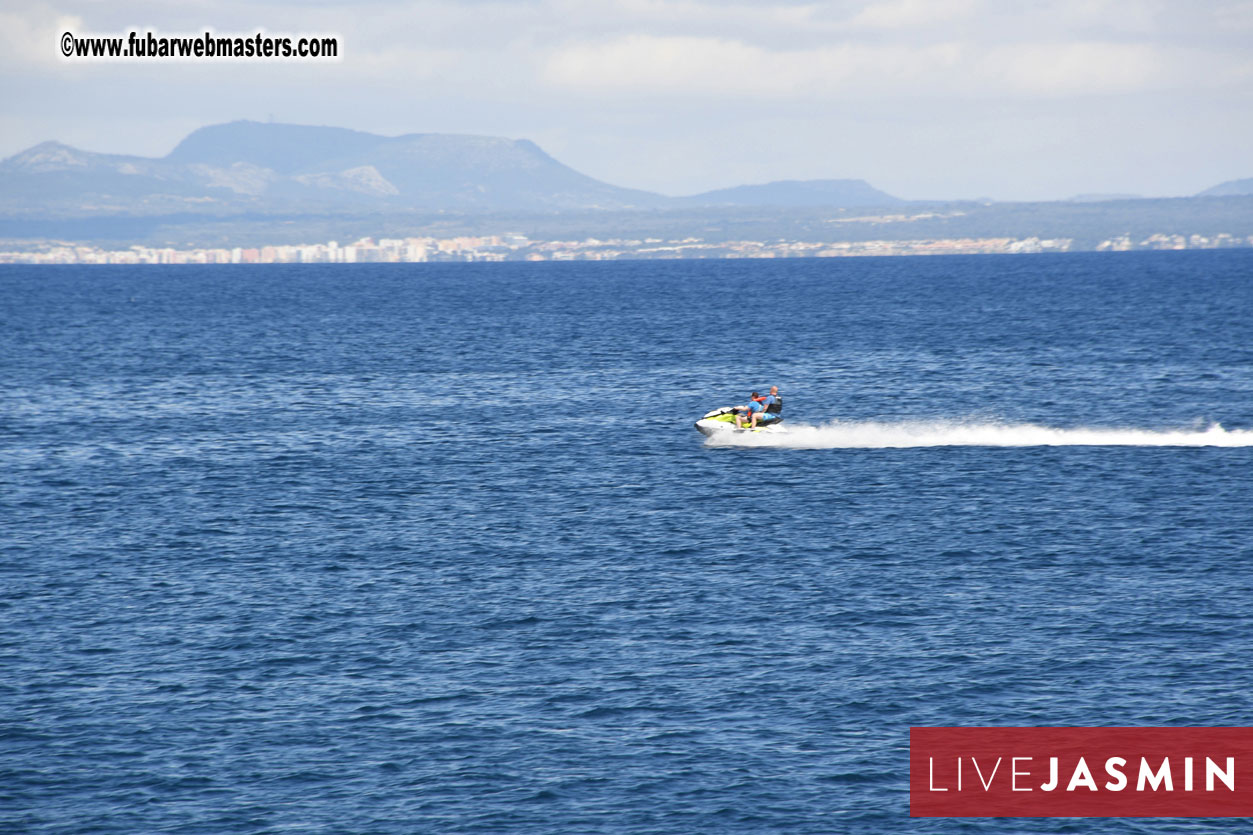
<box><xmin>1</xmin><ymin>230</ymin><xmax>1250</xmax><ymax>265</ymax></box>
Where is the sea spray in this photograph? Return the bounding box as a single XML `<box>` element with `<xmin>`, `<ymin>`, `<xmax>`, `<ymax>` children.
<box><xmin>703</xmin><ymin>420</ymin><xmax>1253</xmax><ymax>449</ymax></box>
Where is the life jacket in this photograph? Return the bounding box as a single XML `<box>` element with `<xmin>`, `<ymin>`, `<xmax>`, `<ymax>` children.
<box><xmin>765</xmin><ymin>395</ymin><xmax>782</xmax><ymax>414</ymax></box>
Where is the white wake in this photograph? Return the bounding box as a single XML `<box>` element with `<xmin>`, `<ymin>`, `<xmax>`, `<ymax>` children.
<box><xmin>703</xmin><ymin>420</ymin><xmax>1253</xmax><ymax>449</ymax></box>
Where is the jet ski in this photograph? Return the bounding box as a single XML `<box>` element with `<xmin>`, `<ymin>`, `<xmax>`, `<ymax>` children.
<box><xmin>695</xmin><ymin>406</ymin><xmax>785</xmax><ymax>438</ymax></box>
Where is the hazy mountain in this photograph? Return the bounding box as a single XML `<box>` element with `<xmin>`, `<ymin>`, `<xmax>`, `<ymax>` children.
<box><xmin>5</xmin><ymin>120</ymin><xmax>1247</xmax><ymax>234</ymax></box>
<box><xmin>165</xmin><ymin>122</ymin><xmax>384</xmax><ymax>174</ymax></box>
<box><xmin>0</xmin><ymin>141</ymin><xmax>227</xmax><ymax>206</ymax></box>
<box><xmin>297</xmin><ymin>133</ymin><xmax>668</xmax><ymax>210</ymax></box>
<box><xmin>0</xmin><ymin>120</ymin><xmax>668</xmax><ymax>214</ymax></box>
<box><xmin>1197</xmin><ymin>178</ymin><xmax>1253</xmax><ymax>197</ymax></box>
<box><xmin>0</xmin><ymin>129</ymin><xmax>909</xmax><ymax>217</ymax></box>
<box><xmin>682</xmin><ymin>179</ymin><xmax>902</xmax><ymax>208</ymax></box>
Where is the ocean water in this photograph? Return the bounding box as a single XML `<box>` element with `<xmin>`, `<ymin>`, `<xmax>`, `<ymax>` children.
<box><xmin>2</xmin><ymin>251</ymin><xmax>1252</xmax><ymax>834</ymax></box>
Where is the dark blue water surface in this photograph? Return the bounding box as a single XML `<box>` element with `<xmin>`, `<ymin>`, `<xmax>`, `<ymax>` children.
<box><xmin>3</xmin><ymin>251</ymin><xmax>1253</xmax><ymax>833</ymax></box>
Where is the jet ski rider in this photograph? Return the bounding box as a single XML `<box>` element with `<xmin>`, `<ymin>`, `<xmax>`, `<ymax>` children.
<box><xmin>735</xmin><ymin>386</ymin><xmax>781</xmax><ymax>429</ymax></box>
<box><xmin>734</xmin><ymin>392</ymin><xmax>765</xmax><ymax>429</ymax></box>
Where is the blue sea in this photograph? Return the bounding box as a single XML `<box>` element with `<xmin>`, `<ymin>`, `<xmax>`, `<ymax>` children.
<box><xmin>3</xmin><ymin>251</ymin><xmax>1253</xmax><ymax>834</ymax></box>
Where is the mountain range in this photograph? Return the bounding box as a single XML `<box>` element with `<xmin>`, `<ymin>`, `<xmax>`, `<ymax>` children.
<box><xmin>1</xmin><ymin>121</ymin><xmax>1249</xmax><ymax>250</ymax></box>
<box><xmin>4</xmin><ymin>120</ymin><xmax>1248</xmax><ymax>218</ymax></box>
<box><xmin>1197</xmin><ymin>178</ymin><xmax>1253</xmax><ymax>198</ymax></box>
<box><xmin>0</xmin><ymin>120</ymin><xmax>909</xmax><ymax>216</ymax></box>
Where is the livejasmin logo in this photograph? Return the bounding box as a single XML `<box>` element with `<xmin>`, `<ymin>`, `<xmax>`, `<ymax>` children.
<box><xmin>910</xmin><ymin>727</ymin><xmax>1253</xmax><ymax>817</ymax></box>
<box><xmin>927</xmin><ymin>753</ymin><xmax>1234</xmax><ymax>793</ymax></box>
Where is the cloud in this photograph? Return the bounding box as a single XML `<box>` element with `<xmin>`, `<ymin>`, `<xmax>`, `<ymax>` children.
<box><xmin>848</xmin><ymin>0</ymin><xmax>976</xmax><ymax>29</ymax></box>
<box><xmin>1216</xmin><ymin>0</ymin><xmax>1253</xmax><ymax>28</ymax></box>
<box><xmin>543</xmin><ymin>29</ymin><xmax>1250</xmax><ymax>100</ymax></box>
<box><xmin>543</xmin><ymin>35</ymin><xmax>964</xmax><ymax>97</ymax></box>
<box><xmin>984</xmin><ymin>41</ymin><xmax>1160</xmax><ymax>96</ymax></box>
<box><xmin>0</xmin><ymin>3</ymin><xmax>84</xmax><ymax>71</ymax></box>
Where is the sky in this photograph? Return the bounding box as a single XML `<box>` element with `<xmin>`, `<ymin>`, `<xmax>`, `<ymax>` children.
<box><xmin>3</xmin><ymin>0</ymin><xmax>1252</xmax><ymax>201</ymax></box>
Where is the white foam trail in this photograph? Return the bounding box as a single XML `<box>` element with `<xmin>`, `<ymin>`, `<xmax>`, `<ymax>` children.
<box><xmin>704</xmin><ymin>420</ymin><xmax>1253</xmax><ymax>449</ymax></box>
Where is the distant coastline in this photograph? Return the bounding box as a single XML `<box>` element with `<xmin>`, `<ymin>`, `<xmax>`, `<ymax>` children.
<box><xmin>3</xmin><ymin>230</ymin><xmax>1249</xmax><ymax>265</ymax></box>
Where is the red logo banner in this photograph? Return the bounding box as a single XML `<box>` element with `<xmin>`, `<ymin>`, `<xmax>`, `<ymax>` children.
<box><xmin>910</xmin><ymin>727</ymin><xmax>1253</xmax><ymax>817</ymax></box>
